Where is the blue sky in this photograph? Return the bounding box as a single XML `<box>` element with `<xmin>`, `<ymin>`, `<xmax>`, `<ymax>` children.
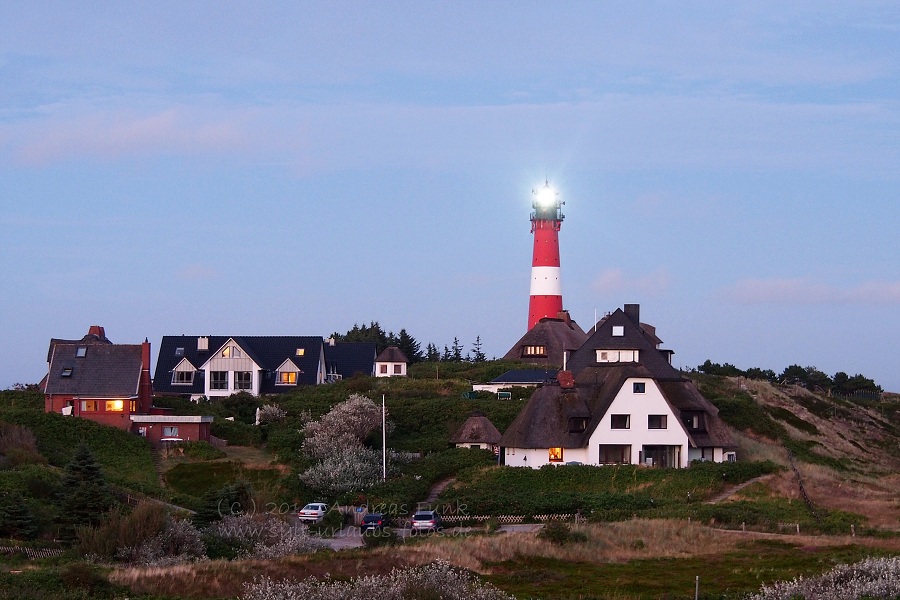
<box><xmin>2</xmin><ymin>2</ymin><xmax>899</xmax><ymax>391</ymax></box>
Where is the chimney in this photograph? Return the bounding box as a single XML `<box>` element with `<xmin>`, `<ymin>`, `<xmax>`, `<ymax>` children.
<box><xmin>556</xmin><ymin>310</ymin><xmax>571</xmax><ymax>324</ymax></box>
<box><xmin>139</xmin><ymin>338</ymin><xmax>152</xmax><ymax>413</ymax></box>
<box><xmin>624</xmin><ymin>304</ymin><xmax>640</xmax><ymax>324</ymax></box>
<box><xmin>88</xmin><ymin>325</ymin><xmax>106</xmax><ymax>340</ymax></box>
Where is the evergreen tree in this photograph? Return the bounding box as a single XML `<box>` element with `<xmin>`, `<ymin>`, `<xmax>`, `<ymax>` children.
<box><xmin>396</xmin><ymin>329</ymin><xmax>423</xmax><ymax>364</ymax></box>
<box><xmin>441</xmin><ymin>345</ymin><xmax>452</xmax><ymax>362</ymax></box>
<box><xmin>425</xmin><ymin>343</ymin><xmax>440</xmax><ymax>362</ymax></box>
<box><xmin>472</xmin><ymin>336</ymin><xmax>487</xmax><ymax>362</ymax></box>
<box><xmin>58</xmin><ymin>444</ymin><xmax>114</xmax><ymax>533</ymax></box>
<box><xmin>0</xmin><ymin>492</ymin><xmax>38</xmax><ymax>539</ymax></box>
<box><xmin>451</xmin><ymin>337</ymin><xmax>464</xmax><ymax>362</ymax></box>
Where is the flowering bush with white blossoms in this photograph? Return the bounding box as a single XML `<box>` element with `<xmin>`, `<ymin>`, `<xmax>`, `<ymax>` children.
<box><xmin>256</xmin><ymin>404</ymin><xmax>288</xmax><ymax>425</ymax></box>
<box><xmin>749</xmin><ymin>555</ymin><xmax>900</xmax><ymax>600</ymax></box>
<box><xmin>205</xmin><ymin>514</ymin><xmax>325</xmax><ymax>560</ymax></box>
<box><xmin>241</xmin><ymin>559</ymin><xmax>515</xmax><ymax>600</ymax></box>
<box><xmin>299</xmin><ymin>446</ymin><xmax>385</xmax><ymax>496</ymax></box>
<box><xmin>301</xmin><ymin>394</ymin><xmax>385</xmax><ymax>459</ymax></box>
<box><xmin>116</xmin><ymin>517</ymin><xmax>206</xmax><ymax>567</ymax></box>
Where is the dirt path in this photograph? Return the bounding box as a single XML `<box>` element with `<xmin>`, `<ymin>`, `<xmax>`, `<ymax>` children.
<box><xmin>706</xmin><ymin>474</ymin><xmax>775</xmax><ymax>504</ymax></box>
<box><xmin>421</xmin><ymin>477</ymin><xmax>456</xmax><ymax>507</ymax></box>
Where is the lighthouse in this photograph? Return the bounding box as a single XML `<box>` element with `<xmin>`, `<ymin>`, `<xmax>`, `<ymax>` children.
<box><xmin>527</xmin><ymin>181</ymin><xmax>565</xmax><ymax>330</ymax></box>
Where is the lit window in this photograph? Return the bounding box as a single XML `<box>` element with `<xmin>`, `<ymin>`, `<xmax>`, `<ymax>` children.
<box><xmin>633</xmin><ymin>382</ymin><xmax>646</xmax><ymax>393</ymax></box>
<box><xmin>105</xmin><ymin>400</ymin><xmax>124</xmax><ymax>412</ymax></box>
<box><xmin>296</xmin><ymin>348</ymin><xmax>305</xmax><ymax>356</ymax></box>
<box><xmin>393</xmin><ymin>364</ymin><xmax>402</xmax><ymax>374</ymax></box>
<box><xmin>162</xmin><ymin>426</ymin><xmax>179</xmax><ymax>438</ymax></box>
<box><xmin>211</xmin><ymin>371</ymin><xmax>228</xmax><ymax>390</ymax></box>
<box><xmin>221</xmin><ymin>346</ymin><xmax>242</xmax><ymax>358</ymax></box>
<box><xmin>130</xmin><ymin>400</ymin><xmax>136</xmax><ymax>412</ymax></box>
<box><xmin>76</xmin><ymin>347</ymin><xmax>87</xmax><ymax>357</ymax></box>
<box><xmin>648</xmin><ymin>415</ymin><xmax>667</xmax><ymax>429</ymax></box>
<box><xmin>277</xmin><ymin>371</ymin><xmax>297</xmax><ymax>385</ymax></box>
<box><xmin>61</xmin><ymin>368</ymin><xmax>73</xmax><ymax>377</ymax></box>
<box><xmin>235</xmin><ymin>371</ymin><xmax>252</xmax><ymax>390</ymax></box>
<box><xmin>522</xmin><ymin>345</ymin><xmax>546</xmax><ymax>357</ymax></box>
<box><xmin>612</xmin><ymin>325</ymin><xmax>624</xmax><ymax>336</ymax></box>
<box><xmin>380</xmin><ymin>364</ymin><xmax>388</xmax><ymax>374</ymax></box>
<box><xmin>610</xmin><ymin>414</ymin><xmax>630</xmax><ymax>429</ymax></box>
<box><xmin>548</xmin><ymin>447</ymin><xmax>563</xmax><ymax>462</ymax></box>
<box><xmin>81</xmin><ymin>400</ymin><xmax>100</xmax><ymax>412</ymax></box>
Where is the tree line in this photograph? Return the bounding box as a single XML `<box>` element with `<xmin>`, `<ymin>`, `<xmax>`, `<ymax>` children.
<box><xmin>696</xmin><ymin>359</ymin><xmax>882</xmax><ymax>396</ymax></box>
<box><xmin>330</xmin><ymin>321</ymin><xmax>488</xmax><ymax>364</ymax></box>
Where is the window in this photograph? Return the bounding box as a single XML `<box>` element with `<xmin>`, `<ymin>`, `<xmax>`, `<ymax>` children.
<box><xmin>648</xmin><ymin>415</ymin><xmax>667</xmax><ymax>429</ymax></box>
<box><xmin>81</xmin><ymin>400</ymin><xmax>100</xmax><ymax>412</ymax></box>
<box><xmin>162</xmin><ymin>426</ymin><xmax>179</xmax><ymax>438</ymax></box>
<box><xmin>211</xmin><ymin>371</ymin><xmax>228</xmax><ymax>390</ymax></box>
<box><xmin>683</xmin><ymin>413</ymin><xmax>701</xmax><ymax>429</ymax></box>
<box><xmin>295</xmin><ymin>348</ymin><xmax>305</xmax><ymax>356</ymax></box>
<box><xmin>522</xmin><ymin>345</ymin><xmax>546</xmax><ymax>357</ymax></box>
<box><xmin>380</xmin><ymin>364</ymin><xmax>388</xmax><ymax>374</ymax></box>
<box><xmin>393</xmin><ymin>364</ymin><xmax>402</xmax><ymax>374</ymax></box>
<box><xmin>598</xmin><ymin>444</ymin><xmax>631</xmax><ymax>464</ymax></box>
<box><xmin>548</xmin><ymin>447</ymin><xmax>563</xmax><ymax>462</ymax></box>
<box><xmin>130</xmin><ymin>400</ymin><xmax>136</xmax><ymax>412</ymax></box>
<box><xmin>172</xmin><ymin>370</ymin><xmax>194</xmax><ymax>385</ymax></box>
<box><xmin>61</xmin><ymin>368</ymin><xmax>73</xmax><ymax>377</ymax></box>
<box><xmin>76</xmin><ymin>346</ymin><xmax>87</xmax><ymax>357</ymax></box>
<box><xmin>235</xmin><ymin>371</ymin><xmax>252</xmax><ymax>390</ymax></box>
<box><xmin>596</xmin><ymin>349</ymin><xmax>640</xmax><ymax>363</ymax></box>
<box><xmin>568</xmin><ymin>417</ymin><xmax>588</xmax><ymax>433</ymax></box>
<box><xmin>277</xmin><ymin>371</ymin><xmax>297</xmax><ymax>385</ymax></box>
<box><xmin>105</xmin><ymin>400</ymin><xmax>124</xmax><ymax>412</ymax></box>
<box><xmin>221</xmin><ymin>346</ymin><xmax>242</xmax><ymax>358</ymax></box>
<box><xmin>612</xmin><ymin>325</ymin><xmax>624</xmax><ymax>336</ymax></box>
<box><xmin>175</xmin><ymin>347</ymin><xmax>184</xmax><ymax>357</ymax></box>
<box><xmin>469</xmin><ymin>444</ymin><xmax>480</xmax><ymax>449</ymax></box>
<box><xmin>610</xmin><ymin>414</ymin><xmax>630</xmax><ymax>429</ymax></box>
<box><xmin>633</xmin><ymin>382</ymin><xmax>646</xmax><ymax>394</ymax></box>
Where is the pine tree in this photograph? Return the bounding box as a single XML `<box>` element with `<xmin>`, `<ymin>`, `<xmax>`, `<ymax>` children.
<box><xmin>0</xmin><ymin>492</ymin><xmax>38</xmax><ymax>539</ymax></box>
<box><xmin>472</xmin><ymin>336</ymin><xmax>487</xmax><ymax>362</ymax></box>
<box><xmin>58</xmin><ymin>445</ymin><xmax>114</xmax><ymax>535</ymax></box>
<box><xmin>425</xmin><ymin>343</ymin><xmax>440</xmax><ymax>362</ymax></box>
<box><xmin>451</xmin><ymin>337</ymin><xmax>464</xmax><ymax>362</ymax></box>
<box><xmin>396</xmin><ymin>329</ymin><xmax>423</xmax><ymax>364</ymax></box>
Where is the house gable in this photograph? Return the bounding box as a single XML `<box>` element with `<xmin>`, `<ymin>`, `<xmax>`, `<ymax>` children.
<box><xmin>502</xmin><ymin>313</ymin><xmax>588</xmax><ymax>367</ymax></box>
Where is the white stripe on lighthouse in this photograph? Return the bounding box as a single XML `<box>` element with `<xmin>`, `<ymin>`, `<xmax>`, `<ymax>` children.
<box><xmin>530</xmin><ymin>266</ymin><xmax>562</xmax><ymax>296</ymax></box>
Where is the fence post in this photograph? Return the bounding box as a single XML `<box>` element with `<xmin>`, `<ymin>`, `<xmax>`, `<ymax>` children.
<box><xmin>695</xmin><ymin>575</ymin><xmax>699</xmax><ymax>600</ymax></box>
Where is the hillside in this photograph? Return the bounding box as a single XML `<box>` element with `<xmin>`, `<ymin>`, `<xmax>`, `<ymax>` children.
<box><xmin>696</xmin><ymin>375</ymin><xmax>900</xmax><ymax>529</ymax></box>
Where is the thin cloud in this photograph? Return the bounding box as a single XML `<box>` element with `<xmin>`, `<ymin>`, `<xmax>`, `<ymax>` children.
<box><xmin>14</xmin><ymin>108</ymin><xmax>243</xmax><ymax>166</ymax></box>
<box><xmin>592</xmin><ymin>268</ymin><xmax>671</xmax><ymax>296</ymax></box>
<box><xmin>723</xmin><ymin>278</ymin><xmax>900</xmax><ymax>305</ymax></box>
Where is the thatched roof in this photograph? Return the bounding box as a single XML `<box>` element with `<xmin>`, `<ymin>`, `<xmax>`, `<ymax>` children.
<box><xmin>450</xmin><ymin>413</ymin><xmax>502</xmax><ymax>445</ymax></box>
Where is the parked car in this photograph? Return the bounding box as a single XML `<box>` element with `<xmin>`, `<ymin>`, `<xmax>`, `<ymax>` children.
<box><xmin>360</xmin><ymin>512</ymin><xmax>391</xmax><ymax>533</ymax></box>
<box><xmin>410</xmin><ymin>510</ymin><xmax>442</xmax><ymax>533</ymax></box>
<box><xmin>297</xmin><ymin>502</ymin><xmax>328</xmax><ymax>524</ymax></box>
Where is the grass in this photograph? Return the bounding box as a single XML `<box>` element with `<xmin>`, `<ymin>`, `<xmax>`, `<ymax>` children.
<box><xmin>164</xmin><ymin>461</ymin><xmax>281</xmax><ymax>500</ymax></box>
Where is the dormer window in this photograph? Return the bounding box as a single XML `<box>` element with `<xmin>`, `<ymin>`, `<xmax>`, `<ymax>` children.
<box><xmin>76</xmin><ymin>347</ymin><xmax>87</xmax><ymax>358</ymax></box>
<box><xmin>221</xmin><ymin>346</ymin><xmax>242</xmax><ymax>359</ymax></box>
<box><xmin>172</xmin><ymin>370</ymin><xmax>194</xmax><ymax>385</ymax></box>
<box><xmin>521</xmin><ymin>345</ymin><xmax>546</xmax><ymax>357</ymax></box>
<box><xmin>568</xmin><ymin>417</ymin><xmax>588</xmax><ymax>433</ymax></box>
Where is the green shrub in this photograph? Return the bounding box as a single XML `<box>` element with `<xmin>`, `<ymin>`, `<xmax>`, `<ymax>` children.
<box><xmin>176</xmin><ymin>440</ymin><xmax>227</xmax><ymax>460</ymax></box>
<box><xmin>537</xmin><ymin>521</ymin><xmax>584</xmax><ymax>545</ymax></box>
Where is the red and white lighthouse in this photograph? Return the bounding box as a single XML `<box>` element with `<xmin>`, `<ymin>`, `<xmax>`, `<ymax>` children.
<box><xmin>527</xmin><ymin>181</ymin><xmax>565</xmax><ymax>330</ymax></box>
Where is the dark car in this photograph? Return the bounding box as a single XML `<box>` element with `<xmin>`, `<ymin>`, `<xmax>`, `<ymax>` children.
<box><xmin>410</xmin><ymin>510</ymin><xmax>442</xmax><ymax>534</ymax></box>
<box><xmin>360</xmin><ymin>512</ymin><xmax>391</xmax><ymax>533</ymax></box>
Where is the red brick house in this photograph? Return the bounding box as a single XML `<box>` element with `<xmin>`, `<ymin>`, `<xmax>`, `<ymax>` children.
<box><xmin>43</xmin><ymin>326</ymin><xmax>212</xmax><ymax>448</ymax></box>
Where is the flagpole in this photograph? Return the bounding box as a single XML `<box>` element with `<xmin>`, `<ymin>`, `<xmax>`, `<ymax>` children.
<box><xmin>382</xmin><ymin>394</ymin><xmax>387</xmax><ymax>481</ymax></box>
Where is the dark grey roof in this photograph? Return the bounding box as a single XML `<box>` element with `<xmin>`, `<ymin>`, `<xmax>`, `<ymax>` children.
<box><xmin>502</xmin><ymin>317</ymin><xmax>588</xmax><ymax>366</ymax></box>
<box><xmin>375</xmin><ymin>346</ymin><xmax>408</xmax><ymax>363</ymax></box>
<box><xmin>567</xmin><ymin>307</ymin><xmax>680</xmax><ymax>379</ymax></box>
<box><xmin>450</xmin><ymin>414</ymin><xmax>502</xmax><ymax>445</ymax></box>
<box><xmin>153</xmin><ymin>335</ymin><xmax>325</xmax><ymax>394</ymax></box>
<box><xmin>490</xmin><ymin>369</ymin><xmax>558</xmax><ymax>384</ymax></box>
<box><xmin>324</xmin><ymin>342</ymin><xmax>376</xmax><ymax>378</ymax></box>
<box><xmin>45</xmin><ymin>343</ymin><xmax>142</xmax><ymax>397</ymax></box>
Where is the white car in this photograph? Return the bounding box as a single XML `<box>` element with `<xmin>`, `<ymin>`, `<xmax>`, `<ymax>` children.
<box><xmin>297</xmin><ymin>502</ymin><xmax>328</xmax><ymax>524</ymax></box>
